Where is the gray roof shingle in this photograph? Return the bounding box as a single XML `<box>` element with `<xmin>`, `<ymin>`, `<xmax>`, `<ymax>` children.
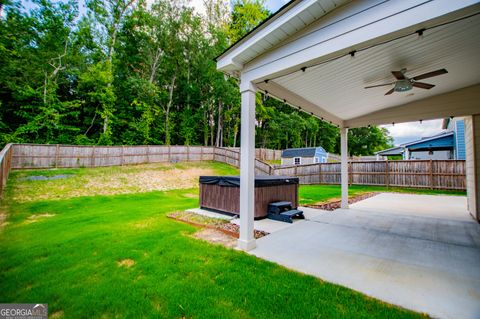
<box><xmin>282</xmin><ymin>147</ymin><xmax>317</xmax><ymax>158</ymax></box>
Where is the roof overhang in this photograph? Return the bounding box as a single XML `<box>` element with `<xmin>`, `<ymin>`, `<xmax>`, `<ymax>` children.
<box><xmin>217</xmin><ymin>0</ymin><xmax>480</xmax><ymax>128</ymax></box>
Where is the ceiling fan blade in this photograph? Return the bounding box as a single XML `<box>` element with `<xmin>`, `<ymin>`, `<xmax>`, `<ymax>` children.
<box><xmin>365</xmin><ymin>82</ymin><xmax>394</xmax><ymax>89</ymax></box>
<box><xmin>391</xmin><ymin>70</ymin><xmax>405</xmax><ymax>80</ymax></box>
<box><xmin>412</xmin><ymin>69</ymin><xmax>448</xmax><ymax>81</ymax></box>
<box><xmin>413</xmin><ymin>82</ymin><xmax>435</xmax><ymax>89</ymax></box>
<box><xmin>385</xmin><ymin>88</ymin><xmax>395</xmax><ymax>95</ymax></box>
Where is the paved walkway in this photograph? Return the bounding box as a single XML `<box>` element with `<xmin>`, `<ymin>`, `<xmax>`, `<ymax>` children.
<box><xmin>249</xmin><ymin>194</ymin><xmax>480</xmax><ymax>319</ymax></box>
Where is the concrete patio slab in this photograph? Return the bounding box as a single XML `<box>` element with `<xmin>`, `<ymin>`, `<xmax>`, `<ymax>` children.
<box><xmin>351</xmin><ymin>193</ymin><xmax>471</xmax><ymax>221</ymax></box>
<box><xmin>249</xmin><ymin>196</ymin><xmax>480</xmax><ymax>319</ymax></box>
<box><xmin>186</xmin><ymin>208</ymin><xmax>236</xmax><ymax>221</ymax></box>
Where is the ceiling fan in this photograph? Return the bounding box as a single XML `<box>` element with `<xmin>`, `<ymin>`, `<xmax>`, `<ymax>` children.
<box><xmin>364</xmin><ymin>68</ymin><xmax>448</xmax><ymax>95</ymax></box>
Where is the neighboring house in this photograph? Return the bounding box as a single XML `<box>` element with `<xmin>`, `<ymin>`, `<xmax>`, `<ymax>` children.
<box><xmin>376</xmin><ymin>118</ymin><xmax>466</xmax><ymax>160</ymax></box>
<box><xmin>281</xmin><ymin>147</ymin><xmax>327</xmax><ymax>166</ymax></box>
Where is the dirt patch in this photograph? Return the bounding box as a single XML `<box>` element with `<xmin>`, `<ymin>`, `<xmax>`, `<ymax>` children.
<box><xmin>305</xmin><ymin>192</ymin><xmax>378</xmax><ymax>211</ymax></box>
<box><xmin>193</xmin><ymin>228</ymin><xmax>237</xmax><ymax>248</ymax></box>
<box><xmin>11</xmin><ymin>164</ymin><xmax>217</xmax><ymax>202</ymax></box>
<box><xmin>25</xmin><ymin>213</ymin><xmax>56</xmax><ymax>224</ymax></box>
<box><xmin>0</xmin><ymin>213</ymin><xmax>7</xmax><ymax>229</ymax></box>
<box><xmin>168</xmin><ymin>211</ymin><xmax>269</xmax><ymax>239</ymax></box>
<box><xmin>117</xmin><ymin>259</ymin><xmax>135</xmax><ymax>268</ymax></box>
<box><xmin>83</xmin><ymin>167</ymin><xmax>213</xmax><ymax>196</ymax></box>
<box><xmin>50</xmin><ymin>310</ymin><xmax>64</xmax><ymax>319</ymax></box>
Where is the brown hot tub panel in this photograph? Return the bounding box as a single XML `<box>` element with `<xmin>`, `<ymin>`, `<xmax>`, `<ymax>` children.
<box><xmin>199</xmin><ymin>176</ymin><xmax>299</xmax><ymax>219</ymax></box>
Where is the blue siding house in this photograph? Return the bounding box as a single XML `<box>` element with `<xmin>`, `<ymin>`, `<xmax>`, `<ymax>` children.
<box><xmin>376</xmin><ymin>118</ymin><xmax>466</xmax><ymax>160</ymax></box>
<box><xmin>281</xmin><ymin>147</ymin><xmax>328</xmax><ymax>165</ymax></box>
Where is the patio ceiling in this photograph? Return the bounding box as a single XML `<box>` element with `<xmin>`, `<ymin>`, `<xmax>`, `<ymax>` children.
<box><xmin>219</xmin><ymin>0</ymin><xmax>480</xmax><ymax>128</ymax></box>
<box><xmin>269</xmin><ymin>14</ymin><xmax>480</xmax><ymax>121</ymax></box>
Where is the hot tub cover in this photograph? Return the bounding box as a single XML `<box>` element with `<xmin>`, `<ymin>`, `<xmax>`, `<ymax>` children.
<box><xmin>199</xmin><ymin>175</ymin><xmax>299</xmax><ymax>187</ymax></box>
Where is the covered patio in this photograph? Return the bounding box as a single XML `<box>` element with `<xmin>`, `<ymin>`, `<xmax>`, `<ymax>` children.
<box><xmin>216</xmin><ymin>1</ymin><xmax>480</xmax><ymax>317</ymax></box>
<box><xmin>216</xmin><ymin>0</ymin><xmax>480</xmax><ymax>251</ymax></box>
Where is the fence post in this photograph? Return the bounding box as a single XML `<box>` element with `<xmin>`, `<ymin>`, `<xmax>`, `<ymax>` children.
<box><xmin>146</xmin><ymin>145</ymin><xmax>150</xmax><ymax>164</ymax></box>
<box><xmin>385</xmin><ymin>159</ymin><xmax>389</xmax><ymax>188</ymax></box>
<box><xmin>91</xmin><ymin>145</ymin><xmax>96</xmax><ymax>168</ymax></box>
<box><xmin>168</xmin><ymin>145</ymin><xmax>171</xmax><ymax>162</ymax></box>
<box><xmin>318</xmin><ymin>163</ymin><xmax>322</xmax><ymax>184</ymax></box>
<box><xmin>121</xmin><ymin>145</ymin><xmax>125</xmax><ymax>166</ymax></box>
<box><xmin>187</xmin><ymin>145</ymin><xmax>190</xmax><ymax>162</ymax></box>
<box><xmin>200</xmin><ymin>146</ymin><xmax>203</xmax><ymax>161</ymax></box>
<box><xmin>55</xmin><ymin>144</ymin><xmax>59</xmax><ymax>168</ymax></box>
<box><xmin>429</xmin><ymin>159</ymin><xmax>434</xmax><ymax>189</ymax></box>
<box><xmin>348</xmin><ymin>161</ymin><xmax>352</xmax><ymax>186</ymax></box>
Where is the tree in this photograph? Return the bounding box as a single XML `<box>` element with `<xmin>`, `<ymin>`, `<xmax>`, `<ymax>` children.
<box><xmin>345</xmin><ymin>126</ymin><xmax>393</xmax><ymax>156</ymax></box>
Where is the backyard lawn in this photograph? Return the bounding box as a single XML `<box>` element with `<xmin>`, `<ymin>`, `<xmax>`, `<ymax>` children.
<box><xmin>0</xmin><ymin>162</ymin><xmax>438</xmax><ymax>318</ymax></box>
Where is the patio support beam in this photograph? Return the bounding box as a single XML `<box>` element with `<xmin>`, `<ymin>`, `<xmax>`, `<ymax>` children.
<box><xmin>341</xmin><ymin>127</ymin><xmax>349</xmax><ymax>209</ymax></box>
<box><xmin>238</xmin><ymin>78</ymin><xmax>257</xmax><ymax>251</ymax></box>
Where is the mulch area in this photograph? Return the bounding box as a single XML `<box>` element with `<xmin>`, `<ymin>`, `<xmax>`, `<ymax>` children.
<box><xmin>304</xmin><ymin>192</ymin><xmax>378</xmax><ymax>211</ymax></box>
<box><xmin>167</xmin><ymin>211</ymin><xmax>269</xmax><ymax>241</ymax></box>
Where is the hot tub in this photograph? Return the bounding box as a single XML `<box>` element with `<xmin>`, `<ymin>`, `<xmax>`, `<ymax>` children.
<box><xmin>199</xmin><ymin>176</ymin><xmax>299</xmax><ymax>219</ymax></box>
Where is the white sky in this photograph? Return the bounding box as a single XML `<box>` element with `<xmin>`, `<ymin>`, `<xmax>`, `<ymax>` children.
<box><xmin>381</xmin><ymin>119</ymin><xmax>445</xmax><ymax>146</ymax></box>
<box><xmin>190</xmin><ymin>0</ymin><xmax>287</xmax><ymax>16</ymax></box>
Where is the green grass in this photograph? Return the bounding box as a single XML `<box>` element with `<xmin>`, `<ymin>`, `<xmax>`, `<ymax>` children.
<box><xmin>299</xmin><ymin>184</ymin><xmax>466</xmax><ymax>205</ymax></box>
<box><xmin>265</xmin><ymin>159</ymin><xmax>281</xmax><ymax>165</ymax></box>
<box><xmin>0</xmin><ymin>162</ymin><xmax>429</xmax><ymax>318</ymax></box>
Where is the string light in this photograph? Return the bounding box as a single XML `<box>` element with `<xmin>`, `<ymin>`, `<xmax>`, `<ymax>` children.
<box><xmin>301</xmin><ymin>67</ymin><xmax>307</xmax><ymax>72</ymax></box>
<box><xmin>252</xmin><ymin>12</ymin><xmax>479</xmax><ymax>85</ymax></box>
<box><xmin>420</xmin><ymin>119</ymin><xmax>423</xmax><ymax>124</ymax></box>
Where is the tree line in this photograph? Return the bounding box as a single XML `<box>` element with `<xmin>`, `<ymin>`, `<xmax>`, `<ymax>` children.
<box><xmin>0</xmin><ymin>0</ymin><xmax>393</xmax><ymax>155</ymax></box>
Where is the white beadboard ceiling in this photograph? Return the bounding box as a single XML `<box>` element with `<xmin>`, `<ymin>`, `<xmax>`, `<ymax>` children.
<box><xmin>272</xmin><ymin>13</ymin><xmax>480</xmax><ymax>120</ymax></box>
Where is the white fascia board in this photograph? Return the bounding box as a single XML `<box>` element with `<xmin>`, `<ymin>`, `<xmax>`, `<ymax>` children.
<box><xmin>344</xmin><ymin>84</ymin><xmax>480</xmax><ymax>128</ymax></box>
<box><xmin>216</xmin><ymin>0</ymin><xmax>320</xmax><ymax>73</ymax></box>
<box><xmin>241</xmin><ymin>0</ymin><xmax>480</xmax><ymax>83</ymax></box>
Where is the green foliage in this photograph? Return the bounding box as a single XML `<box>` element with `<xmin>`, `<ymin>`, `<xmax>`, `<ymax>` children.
<box><xmin>347</xmin><ymin>126</ymin><xmax>394</xmax><ymax>156</ymax></box>
<box><xmin>0</xmin><ymin>0</ymin><xmax>393</xmax><ymax>153</ymax></box>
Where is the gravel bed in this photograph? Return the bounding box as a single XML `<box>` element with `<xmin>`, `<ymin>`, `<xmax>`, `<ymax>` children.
<box><xmin>304</xmin><ymin>192</ymin><xmax>378</xmax><ymax>211</ymax></box>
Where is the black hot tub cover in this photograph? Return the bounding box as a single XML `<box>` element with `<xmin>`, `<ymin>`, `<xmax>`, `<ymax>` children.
<box><xmin>199</xmin><ymin>175</ymin><xmax>299</xmax><ymax>187</ymax></box>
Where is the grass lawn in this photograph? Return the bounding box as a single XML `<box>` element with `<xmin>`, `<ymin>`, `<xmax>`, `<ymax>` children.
<box><xmin>299</xmin><ymin>184</ymin><xmax>466</xmax><ymax>205</ymax></box>
<box><xmin>0</xmin><ymin>162</ymin><xmax>431</xmax><ymax>318</ymax></box>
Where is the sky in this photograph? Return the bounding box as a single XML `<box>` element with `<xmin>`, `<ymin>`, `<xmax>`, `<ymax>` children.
<box><xmin>18</xmin><ymin>0</ymin><xmax>445</xmax><ymax>146</ymax></box>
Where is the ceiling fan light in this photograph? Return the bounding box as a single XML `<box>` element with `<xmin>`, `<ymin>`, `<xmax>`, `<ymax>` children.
<box><xmin>394</xmin><ymin>79</ymin><xmax>413</xmax><ymax>92</ymax></box>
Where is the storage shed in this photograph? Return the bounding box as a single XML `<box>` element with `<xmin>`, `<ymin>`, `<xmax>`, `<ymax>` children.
<box><xmin>281</xmin><ymin>147</ymin><xmax>327</xmax><ymax>166</ymax></box>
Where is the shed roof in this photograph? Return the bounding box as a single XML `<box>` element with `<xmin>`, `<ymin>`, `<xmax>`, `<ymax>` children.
<box><xmin>375</xmin><ymin>146</ymin><xmax>404</xmax><ymax>156</ymax></box>
<box><xmin>404</xmin><ymin>132</ymin><xmax>454</xmax><ymax>150</ymax></box>
<box><xmin>282</xmin><ymin>147</ymin><xmax>325</xmax><ymax>158</ymax></box>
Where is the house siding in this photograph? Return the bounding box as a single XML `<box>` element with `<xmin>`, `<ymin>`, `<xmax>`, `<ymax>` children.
<box><xmin>281</xmin><ymin>156</ymin><xmax>315</xmax><ymax>166</ymax></box>
<box><xmin>455</xmin><ymin>119</ymin><xmax>466</xmax><ymax>160</ymax></box>
<box><xmin>465</xmin><ymin>115</ymin><xmax>479</xmax><ymax>221</ymax></box>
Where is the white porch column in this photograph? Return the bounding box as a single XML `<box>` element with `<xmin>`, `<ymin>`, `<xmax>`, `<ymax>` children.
<box><xmin>341</xmin><ymin>127</ymin><xmax>349</xmax><ymax>209</ymax></box>
<box><xmin>404</xmin><ymin>148</ymin><xmax>410</xmax><ymax>160</ymax></box>
<box><xmin>238</xmin><ymin>79</ymin><xmax>257</xmax><ymax>251</ymax></box>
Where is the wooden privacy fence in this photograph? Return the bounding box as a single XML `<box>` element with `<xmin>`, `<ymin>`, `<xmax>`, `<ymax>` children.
<box><xmin>10</xmin><ymin>144</ymin><xmax>273</xmax><ymax>175</ymax></box>
<box><xmin>273</xmin><ymin>160</ymin><xmax>466</xmax><ymax>190</ymax></box>
<box><xmin>3</xmin><ymin>143</ymin><xmax>466</xmax><ymax>193</ymax></box>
